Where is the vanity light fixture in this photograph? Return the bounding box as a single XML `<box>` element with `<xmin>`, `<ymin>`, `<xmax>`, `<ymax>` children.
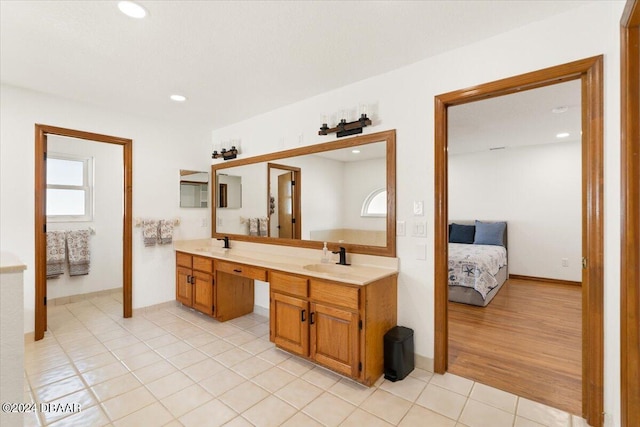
<box><xmin>319</xmin><ymin>105</ymin><xmax>372</xmax><ymax>138</ymax></box>
<box><xmin>118</xmin><ymin>1</ymin><xmax>148</xmax><ymax>19</ymax></box>
<box><xmin>212</xmin><ymin>145</ymin><xmax>239</xmax><ymax>161</ymax></box>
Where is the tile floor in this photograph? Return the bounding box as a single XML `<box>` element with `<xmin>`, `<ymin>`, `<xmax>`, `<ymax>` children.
<box><xmin>23</xmin><ymin>292</ymin><xmax>589</xmax><ymax>427</ymax></box>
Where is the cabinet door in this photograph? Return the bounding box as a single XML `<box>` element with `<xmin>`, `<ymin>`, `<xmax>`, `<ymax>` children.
<box><xmin>176</xmin><ymin>266</ymin><xmax>193</xmax><ymax>306</ymax></box>
<box><xmin>271</xmin><ymin>292</ymin><xmax>309</xmax><ymax>356</ymax></box>
<box><xmin>192</xmin><ymin>270</ymin><xmax>214</xmax><ymax>316</ymax></box>
<box><xmin>310</xmin><ymin>302</ymin><xmax>359</xmax><ymax>378</ymax></box>
<box><xmin>215</xmin><ymin>271</ymin><xmax>255</xmax><ymax>322</ymax></box>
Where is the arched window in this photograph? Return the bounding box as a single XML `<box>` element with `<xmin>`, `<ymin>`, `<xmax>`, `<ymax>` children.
<box><xmin>361</xmin><ymin>188</ymin><xmax>387</xmax><ymax>217</ymax></box>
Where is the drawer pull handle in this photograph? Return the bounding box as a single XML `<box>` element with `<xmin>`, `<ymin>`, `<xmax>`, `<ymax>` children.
<box><xmin>190</xmin><ymin>275</ymin><xmax>195</xmax><ymax>284</ymax></box>
<box><xmin>301</xmin><ymin>309</ymin><xmax>306</xmax><ymax>322</ymax></box>
<box><xmin>187</xmin><ymin>275</ymin><xmax>192</xmax><ymax>284</ymax></box>
<box><xmin>233</xmin><ymin>269</ymin><xmax>242</xmax><ymax>273</ymax></box>
<box><xmin>309</xmin><ymin>312</ymin><xmax>315</xmax><ymax>325</ymax></box>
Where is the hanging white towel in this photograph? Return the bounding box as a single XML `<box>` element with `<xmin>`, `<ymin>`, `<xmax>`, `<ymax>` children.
<box><xmin>248</xmin><ymin>218</ymin><xmax>259</xmax><ymax>236</ymax></box>
<box><xmin>143</xmin><ymin>219</ymin><xmax>158</xmax><ymax>246</ymax></box>
<box><xmin>258</xmin><ymin>217</ymin><xmax>268</xmax><ymax>237</ymax></box>
<box><xmin>46</xmin><ymin>231</ymin><xmax>66</xmax><ymax>278</ymax></box>
<box><xmin>159</xmin><ymin>220</ymin><xmax>174</xmax><ymax>245</ymax></box>
<box><xmin>66</xmin><ymin>230</ymin><xmax>91</xmax><ymax>276</ymax></box>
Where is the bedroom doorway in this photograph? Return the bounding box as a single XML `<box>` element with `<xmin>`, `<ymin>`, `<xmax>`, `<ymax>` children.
<box><xmin>434</xmin><ymin>56</ymin><xmax>604</xmax><ymax>427</ymax></box>
<box><xmin>34</xmin><ymin>125</ymin><xmax>133</xmax><ymax>341</ymax></box>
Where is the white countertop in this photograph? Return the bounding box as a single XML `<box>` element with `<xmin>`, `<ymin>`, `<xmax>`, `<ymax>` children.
<box><xmin>174</xmin><ymin>239</ymin><xmax>398</xmax><ymax>286</ymax></box>
<box><xmin>0</xmin><ymin>251</ymin><xmax>27</xmax><ymax>274</ymax></box>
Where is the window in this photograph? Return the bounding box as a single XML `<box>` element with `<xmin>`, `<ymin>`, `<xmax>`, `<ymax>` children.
<box><xmin>361</xmin><ymin>188</ymin><xmax>387</xmax><ymax>217</ymax></box>
<box><xmin>46</xmin><ymin>154</ymin><xmax>93</xmax><ymax>221</ymax></box>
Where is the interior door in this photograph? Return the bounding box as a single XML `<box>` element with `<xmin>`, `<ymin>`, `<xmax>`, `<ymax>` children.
<box><xmin>277</xmin><ymin>172</ymin><xmax>294</xmax><ymax>238</ymax></box>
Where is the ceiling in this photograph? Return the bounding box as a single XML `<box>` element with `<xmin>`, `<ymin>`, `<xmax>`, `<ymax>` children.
<box><xmin>0</xmin><ymin>1</ymin><xmax>590</xmax><ymax>130</ymax></box>
<box><xmin>448</xmin><ymin>79</ymin><xmax>582</xmax><ymax>155</ymax></box>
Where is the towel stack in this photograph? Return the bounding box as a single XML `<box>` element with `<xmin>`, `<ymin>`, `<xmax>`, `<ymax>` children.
<box><xmin>46</xmin><ymin>231</ymin><xmax>66</xmax><ymax>278</ymax></box>
<box><xmin>142</xmin><ymin>219</ymin><xmax>175</xmax><ymax>246</ymax></box>
<box><xmin>66</xmin><ymin>230</ymin><xmax>91</xmax><ymax>276</ymax></box>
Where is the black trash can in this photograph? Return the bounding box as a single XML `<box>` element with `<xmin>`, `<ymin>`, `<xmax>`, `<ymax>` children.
<box><xmin>384</xmin><ymin>326</ymin><xmax>414</xmax><ymax>382</ymax></box>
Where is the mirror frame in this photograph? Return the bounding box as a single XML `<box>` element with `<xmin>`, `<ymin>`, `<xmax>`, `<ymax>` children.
<box><xmin>211</xmin><ymin>129</ymin><xmax>396</xmax><ymax>257</ymax></box>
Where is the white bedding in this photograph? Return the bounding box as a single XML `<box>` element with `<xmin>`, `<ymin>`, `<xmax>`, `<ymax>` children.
<box><xmin>448</xmin><ymin>243</ymin><xmax>507</xmax><ymax>299</ymax></box>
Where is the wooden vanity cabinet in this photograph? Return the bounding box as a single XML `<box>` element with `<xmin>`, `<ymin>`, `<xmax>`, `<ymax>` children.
<box><xmin>176</xmin><ymin>252</ymin><xmax>214</xmax><ymax>315</ymax></box>
<box><xmin>270</xmin><ymin>271</ymin><xmax>397</xmax><ymax>385</ymax></box>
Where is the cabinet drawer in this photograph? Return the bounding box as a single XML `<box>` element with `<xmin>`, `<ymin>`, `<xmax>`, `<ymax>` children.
<box><xmin>193</xmin><ymin>256</ymin><xmax>213</xmax><ymax>273</ymax></box>
<box><xmin>176</xmin><ymin>252</ymin><xmax>192</xmax><ymax>268</ymax></box>
<box><xmin>216</xmin><ymin>260</ymin><xmax>267</xmax><ymax>281</ymax></box>
<box><xmin>309</xmin><ymin>280</ymin><xmax>360</xmax><ymax>311</ymax></box>
<box><xmin>270</xmin><ymin>271</ymin><xmax>308</xmax><ymax>298</ymax></box>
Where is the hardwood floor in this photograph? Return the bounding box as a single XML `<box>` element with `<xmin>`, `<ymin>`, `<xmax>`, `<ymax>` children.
<box><xmin>448</xmin><ymin>278</ymin><xmax>582</xmax><ymax>415</ymax></box>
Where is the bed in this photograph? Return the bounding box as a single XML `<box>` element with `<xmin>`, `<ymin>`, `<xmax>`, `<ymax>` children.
<box><xmin>448</xmin><ymin>220</ymin><xmax>508</xmax><ymax>307</ymax></box>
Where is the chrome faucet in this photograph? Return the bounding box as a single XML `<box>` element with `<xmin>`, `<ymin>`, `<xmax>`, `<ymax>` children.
<box><xmin>332</xmin><ymin>247</ymin><xmax>350</xmax><ymax>266</ymax></box>
<box><xmin>217</xmin><ymin>236</ymin><xmax>230</xmax><ymax>249</ymax></box>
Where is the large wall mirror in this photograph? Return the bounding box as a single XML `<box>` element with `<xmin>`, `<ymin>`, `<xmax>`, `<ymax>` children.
<box><xmin>212</xmin><ymin>130</ymin><xmax>396</xmax><ymax>257</ymax></box>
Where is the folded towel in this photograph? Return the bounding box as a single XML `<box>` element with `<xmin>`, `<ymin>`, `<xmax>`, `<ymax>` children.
<box><xmin>143</xmin><ymin>219</ymin><xmax>158</xmax><ymax>246</ymax></box>
<box><xmin>66</xmin><ymin>230</ymin><xmax>91</xmax><ymax>276</ymax></box>
<box><xmin>159</xmin><ymin>220</ymin><xmax>174</xmax><ymax>245</ymax></box>
<box><xmin>46</xmin><ymin>231</ymin><xmax>66</xmax><ymax>278</ymax></box>
<box><xmin>258</xmin><ymin>217</ymin><xmax>268</xmax><ymax>237</ymax></box>
<box><xmin>248</xmin><ymin>218</ymin><xmax>258</xmax><ymax>236</ymax></box>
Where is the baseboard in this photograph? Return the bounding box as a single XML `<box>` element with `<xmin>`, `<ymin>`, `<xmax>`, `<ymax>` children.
<box><xmin>24</xmin><ymin>331</ymin><xmax>34</xmax><ymax>344</ymax></box>
<box><xmin>253</xmin><ymin>305</ymin><xmax>269</xmax><ymax>318</ymax></box>
<box><xmin>415</xmin><ymin>353</ymin><xmax>434</xmax><ymax>372</ymax></box>
<box><xmin>509</xmin><ymin>274</ymin><xmax>581</xmax><ymax>287</ymax></box>
<box><xmin>48</xmin><ymin>287</ymin><xmax>122</xmax><ymax>306</ymax></box>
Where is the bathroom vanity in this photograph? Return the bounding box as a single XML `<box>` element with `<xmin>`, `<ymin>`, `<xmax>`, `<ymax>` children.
<box><xmin>174</xmin><ymin>240</ymin><xmax>398</xmax><ymax>386</ymax></box>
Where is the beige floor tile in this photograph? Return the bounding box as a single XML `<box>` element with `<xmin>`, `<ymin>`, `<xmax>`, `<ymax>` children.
<box><xmin>469</xmin><ymin>382</ymin><xmax>518</xmax><ymax>414</ymax></box>
<box><xmin>301</xmin><ymin>366</ymin><xmax>342</xmax><ymax>390</ymax></box>
<box><xmin>514</xmin><ymin>416</ymin><xmax>546</xmax><ymax>426</ymax></box>
<box><xmin>182</xmin><ymin>358</ymin><xmax>226</xmax><ymax>382</ymax></box>
<box><xmin>48</xmin><ymin>404</ymin><xmax>110</xmax><ymax>427</ymax></box>
<box><xmin>398</xmin><ymin>404</ymin><xmax>456</xmax><ymax>427</ymax></box>
<box><xmin>328</xmin><ymin>377</ymin><xmax>376</xmax><ymax>406</ymax></box>
<box><xmin>38</xmin><ymin>387</ymin><xmax>95</xmax><ymax>425</ymax></box>
<box><xmin>100</xmin><ymin>386</ymin><xmax>156</xmax><ymax>421</ymax></box>
<box><xmin>341</xmin><ymin>408</ymin><xmax>394</xmax><ymax>427</ymax></box>
<box><xmin>360</xmin><ymin>389</ymin><xmax>412</xmax><ymax>424</ymax></box>
<box><xmin>23</xmin><ymin>410</ymin><xmax>40</xmax><ymax>427</ymax></box>
<box><xmin>146</xmin><ymin>371</ymin><xmax>194</xmax><ymax>399</ymax></box>
<box><xmin>379</xmin><ymin>376</ymin><xmax>428</xmax><ymax>402</ymax></box>
<box><xmin>277</xmin><ymin>356</ymin><xmax>315</xmax><ymax>377</ymax></box>
<box><xmin>144</xmin><ymin>333</ymin><xmax>179</xmax><ymax>349</ymax></box>
<box><xmin>231</xmin><ymin>355</ymin><xmax>273</xmax><ymax>379</ymax></box>
<box><xmin>33</xmin><ymin>376</ymin><xmax>86</xmax><ymax>403</ymax></box>
<box><xmin>179</xmin><ymin>399</ymin><xmax>237</xmax><ymax>427</ymax></box>
<box><xmin>429</xmin><ymin>372</ymin><xmax>474</xmax><ymax>396</ymax></box>
<box><xmin>256</xmin><ymin>347</ymin><xmax>292</xmax><ymax>365</ymax></box>
<box><xmin>251</xmin><ymin>366</ymin><xmax>296</xmax><ymax>393</ymax></box>
<box><xmin>572</xmin><ymin>415</ymin><xmax>591</xmax><ymax>427</ymax></box>
<box><xmin>459</xmin><ymin>398</ymin><xmax>515</xmax><ymax>427</ymax></box>
<box><xmin>184</xmin><ymin>332</ymin><xmax>219</xmax><ymax>348</ymax></box>
<box><xmin>155</xmin><ymin>340</ymin><xmax>193</xmax><ymax>358</ymax></box>
<box><xmin>199</xmin><ymin>369</ymin><xmax>246</xmax><ymax>397</ymax></box>
<box><xmin>167</xmin><ymin>348</ymin><xmax>208</xmax><ymax>369</ymax></box>
<box><xmin>199</xmin><ymin>339</ymin><xmax>236</xmax><ymax>357</ymax></box>
<box><xmin>132</xmin><ymin>359</ymin><xmax>177</xmax><ymax>384</ymax></box>
<box><xmin>93</xmin><ymin>327</ymin><xmax>130</xmax><ymax>342</ymax></box>
<box><xmin>224</xmin><ymin>331</ymin><xmax>258</xmax><ymax>346</ymax></box>
<box><xmin>215</xmin><ymin>347</ymin><xmax>253</xmax><ymax>367</ymax></box>
<box><xmin>302</xmin><ymin>391</ymin><xmax>356</xmax><ymax>426</ymax></box>
<box><xmin>120</xmin><ymin>349</ymin><xmax>163</xmax><ymax>371</ymax></box>
<box><xmin>28</xmin><ymin>363</ymin><xmax>77</xmax><ymax>389</ymax></box>
<box><xmin>73</xmin><ymin>351</ymin><xmax>119</xmax><ymax>373</ymax></box>
<box><xmin>219</xmin><ymin>381</ymin><xmax>269</xmax><ymax>413</ymax></box>
<box><xmin>246</xmin><ymin>323</ymin><xmax>269</xmax><ymax>337</ymax></box>
<box><xmin>240</xmin><ymin>338</ymin><xmax>274</xmax><ymax>355</ymax></box>
<box><xmin>102</xmin><ymin>335</ymin><xmax>141</xmax><ymax>351</ymax></box>
<box><xmin>161</xmin><ymin>383</ymin><xmax>214</xmax><ymax>418</ymax></box>
<box><xmin>280</xmin><ymin>411</ymin><xmax>324</xmax><ymax>427</ymax></box>
<box><xmin>111</xmin><ymin>342</ymin><xmax>151</xmax><ymax>360</ymax></box>
<box><xmin>242</xmin><ymin>395</ymin><xmax>297</xmax><ymax>427</ymax></box>
<box><xmin>224</xmin><ymin>416</ymin><xmax>255</xmax><ymax>427</ymax></box>
<box><xmin>81</xmin><ymin>361</ymin><xmax>129</xmax><ymax>387</ymax></box>
<box><xmin>516</xmin><ymin>398</ymin><xmax>571</xmax><ymax>427</ymax></box>
<box><xmin>409</xmin><ymin>367</ymin><xmax>434</xmax><ymax>383</ymax></box>
<box><xmin>90</xmin><ymin>373</ymin><xmax>142</xmax><ymax>402</ymax></box>
<box><xmin>415</xmin><ymin>383</ymin><xmax>467</xmax><ymax>420</ymax></box>
<box><xmin>275</xmin><ymin>378</ymin><xmax>324</xmax><ymax>409</ymax></box>
<box><xmin>113</xmin><ymin>401</ymin><xmax>173</xmax><ymax>427</ymax></box>
<box><xmin>66</xmin><ymin>342</ymin><xmax>110</xmax><ymax>361</ymax></box>
<box><xmin>131</xmin><ymin>325</ymin><xmax>167</xmax><ymax>341</ymax></box>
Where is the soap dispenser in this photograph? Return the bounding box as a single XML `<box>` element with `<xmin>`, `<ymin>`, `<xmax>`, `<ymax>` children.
<box><xmin>321</xmin><ymin>242</ymin><xmax>330</xmax><ymax>263</ymax></box>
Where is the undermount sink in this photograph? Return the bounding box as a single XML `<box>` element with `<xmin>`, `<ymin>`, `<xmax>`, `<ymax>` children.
<box><xmin>303</xmin><ymin>263</ymin><xmax>355</xmax><ymax>274</ymax></box>
<box><xmin>194</xmin><ymin>247</ymin><xmax>228</xmax><ymax>255</ymax></box>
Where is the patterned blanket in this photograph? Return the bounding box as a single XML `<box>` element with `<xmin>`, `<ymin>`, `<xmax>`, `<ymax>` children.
<box><xmin>448</xmin><ymin>243</ymin><xmax>507</xmax><ymax>299</ymax></box>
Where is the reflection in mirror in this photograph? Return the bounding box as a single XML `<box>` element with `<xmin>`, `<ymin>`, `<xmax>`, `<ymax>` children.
<box><xmin>212</xmin><ymin>130</ymin><xmax>396</xmax><ymax>257</ymax></box>
<box><xmin>217</xmin><ymin>174</ymin><xmax>242</xmax><ymax>208</ymax></box>
<box><xmin>180</xmin><ymin>170</ymin><xmax>208</xmax><ymax>208</ymax></box>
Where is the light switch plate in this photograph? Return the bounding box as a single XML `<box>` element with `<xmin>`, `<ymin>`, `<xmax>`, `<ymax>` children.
<box><xmin>413</xmin><ymin>200</ymin><xmax>424</xmax><ymax>216</ymax></box>
<box><xmin>412</xmin><ymin>220</ymin><xmax>427</xmax><ymax>237</ymax></box>
<box><xmin>396</xmin><ymin>221</ymin><xmax>406</xmax><ymax>236</ymax></box>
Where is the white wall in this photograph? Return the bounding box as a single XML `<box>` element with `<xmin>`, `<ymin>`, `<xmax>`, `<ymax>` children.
<box><xmin>342</xmin><ymin>157</ymin><xmax>386</xmax><ymax>230</ymax></box>
<box><xmin>449</xmin><ymin>141</ymin><xmax>582</xmax><ymax>282</ymax></box>
<box><xmin>0</xmin><ymin>84</ymin><xmax>213</xmax><ymax>334</ymax></box>
<box><xmin>46</xmin><ymin>135</ymin><xmax>124</xmax><ymax>298</ymax></box>
<box><xmin>211</xmin><ymin>2</ymin><xmax>623</xmax><ymax>424</ymax></box>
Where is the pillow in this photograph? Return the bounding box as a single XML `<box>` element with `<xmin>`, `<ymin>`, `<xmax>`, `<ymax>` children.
<box><xmin>473</xmin><ymin>221</ymin><xmax>506</xmax><ymax>246</ymax></box>
<box><xmin>449</xmin><ymin>223</ymin><xmax>475</xmax><ymax>244</ymax></box>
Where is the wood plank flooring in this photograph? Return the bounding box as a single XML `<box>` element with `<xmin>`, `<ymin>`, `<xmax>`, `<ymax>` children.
<box><xmin>448</xmin><ymin>278</ymin><xmax>582</xmax><ymax>415</ymax></box>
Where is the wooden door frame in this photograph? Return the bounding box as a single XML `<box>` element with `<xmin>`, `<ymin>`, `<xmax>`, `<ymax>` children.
<box><xmin>267</xmin><ymin>163</ymin><xmax>301</xmax><ymax>239</ymax></box>
<box><xmin>433</xmin><ymin>56</ymin><xmax>604</xmax><ymax>426</ymax></box>
<box><xmin>34</xmin><ymin>124</ymin><xmax>133</xmax><ymax>340</ymax></box>
<box><xmin>621</xmin><ymin>1</ymin><xmax>640</xmax><ymax>426</ymax></box>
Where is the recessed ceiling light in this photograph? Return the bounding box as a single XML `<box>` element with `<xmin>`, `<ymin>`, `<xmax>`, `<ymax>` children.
<box><xmin>556</xmin><ymin>132</ymin><xmax>570</xmax><ymax>138</ymax></box>
<box><xmin>351</xmin><ymin>149</ymin><xmax>361</xmax><ymax>154</ymax></box>
<box><xmin>118</xmin><ymin>1</ymin><xmax>147</xmax><ymax>19</ymax></box>
<box><xmin>552</xmin><ymin>106</ymin><xmax>569</xmax><ymax>114</ymax></box>
<box><xmin>170</xmin><ymin>94</ymin><xmax>187</xmax><ymax>102</ymax></box>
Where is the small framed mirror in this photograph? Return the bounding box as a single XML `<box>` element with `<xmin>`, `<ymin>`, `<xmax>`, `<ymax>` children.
<box><xmin>180</xmin><ymin>170</ymin><xmax>208</xmax><ymax>208</ymax></box>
